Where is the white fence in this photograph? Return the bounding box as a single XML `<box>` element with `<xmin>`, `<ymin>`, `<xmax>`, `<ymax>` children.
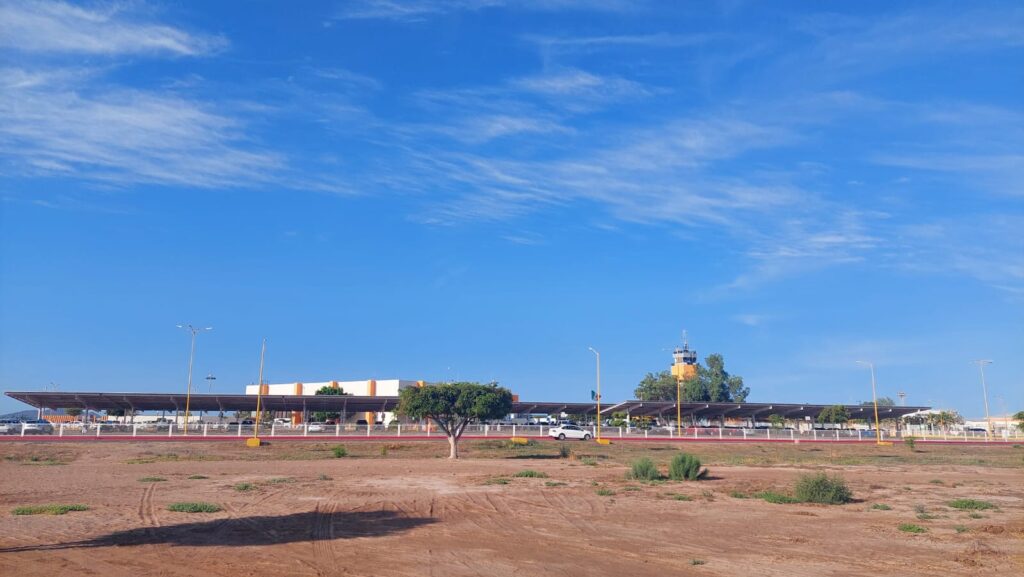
<box><xmin>12</xmin><ymin>422</ymin><xmax>1021</xmax><ymax>442</ymax></box>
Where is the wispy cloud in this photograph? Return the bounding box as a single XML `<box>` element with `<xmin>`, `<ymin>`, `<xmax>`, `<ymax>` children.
<box><xmin>524</xmin><ymin>32</ymin><xmax>712</xmax><ymax>51</ymax></box>
<box><xmin>787</xmin><ymin>5</ymin><xmax>1024</xmax><ymax>77</ymax></box>
<box><xmin>733</xmin><ymin>313</ymin><xmax>770</xmax><ymax>327</ymax></box>
<box><xmin>0</xmin><ymin>70</ymin><xmax>283</xmax><ymax>188</ymax></box>
<box><xmin>334</xmin><ymin>0</ymin><xmax>633</xmax><ymax>21</ymax></box>
<box><xmin>0</xmin><ymin>0</ymin><xmax>226</xmax><ymax>56</ymax></box>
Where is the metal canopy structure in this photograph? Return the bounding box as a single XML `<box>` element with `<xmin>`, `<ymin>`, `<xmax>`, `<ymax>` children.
<box><xmin>4</xmin><ymin>391</ymin><xmax>927</xmax><ymax>421</ymax></box>
<box><xmin>597</xmin><ymin>400</ymin><xmax>927</xmax><ymax>421</ymax></box>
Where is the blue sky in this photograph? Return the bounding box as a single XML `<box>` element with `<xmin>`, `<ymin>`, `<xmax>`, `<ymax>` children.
<box><xmin>1</xmin><ymin>0</ymin><xmax>1022</xmax><ymax>417</ymax></box>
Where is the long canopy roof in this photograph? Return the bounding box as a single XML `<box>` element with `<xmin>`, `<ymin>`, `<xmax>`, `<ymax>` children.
<box><xmin>5</xmin><ymin>391</ymin><xmax>927</xmax><ymax>420</ymax></box>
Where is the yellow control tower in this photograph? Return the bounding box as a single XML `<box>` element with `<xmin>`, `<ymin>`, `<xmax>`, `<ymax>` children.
<box><xmin>670</xmin><ymin>333</ymin><xmax>698</xmax><ymax>381</ymax></box>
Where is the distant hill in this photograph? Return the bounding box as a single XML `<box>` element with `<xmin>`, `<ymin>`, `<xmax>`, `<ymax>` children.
<box><xmin>0</xmin><ymin>409</ymin><xmax>38</xmax><ymax>421</ymax></box>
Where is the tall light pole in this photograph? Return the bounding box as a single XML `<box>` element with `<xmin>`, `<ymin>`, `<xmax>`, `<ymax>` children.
<box><xmin>177</xmin><ymin>324</ymin><xmax>212</xmax><ymax>435</ymax></box>
<box><xmin>252</xmin><ymin>338</ymin><xmax>267</xmax><ymax>445</ymax></box>
<box><xmin>205</xmin><ymin>373</ymin><xmax>216</xmax><ymax>393</ymax></box>
<box><xmin>856</xmin><ymin>361</ymin><xmax>883</xmax><ymax>445</ymax></box>
<box><xmin>588</xmin><ymin>347</ymin><xmax>601</xmax><ymax>441</ymax></box>
<box><xmin>973</xmin><ymin>360</ymin><xmax>993</xmax><ymax>438</ymax></box>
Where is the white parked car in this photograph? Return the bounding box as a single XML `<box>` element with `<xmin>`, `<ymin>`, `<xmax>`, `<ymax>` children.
<box><xmin>548</xmin><ymin>424</ymin><xmax>592</xmax><ymax>441</ymax></box>
<box><xmin>306</xmin><ymin>423</ymin><xmax>326</xmax><ymax>433</ymax></box>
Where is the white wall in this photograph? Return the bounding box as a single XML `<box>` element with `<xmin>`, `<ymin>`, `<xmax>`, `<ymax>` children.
<box><xmin>244</xmin><ymin>379</ymin><xmax>422</xmax><ymax>396</ymax></box>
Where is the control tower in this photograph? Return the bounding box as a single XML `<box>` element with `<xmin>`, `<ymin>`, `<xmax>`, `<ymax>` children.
<box><xmin>670</xmin><ymin>333</ymin><xmax>698</xmax><ymax>381</ymax></box>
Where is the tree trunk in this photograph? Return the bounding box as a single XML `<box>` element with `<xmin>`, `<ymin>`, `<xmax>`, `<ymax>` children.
<box><xmin>448</xmin><ymin>435</ymin><xmax>459</xmax><ymax>459</ymax></box>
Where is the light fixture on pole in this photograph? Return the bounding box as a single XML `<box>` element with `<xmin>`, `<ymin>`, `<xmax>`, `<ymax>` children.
<box><xmin>177</xmin><ymin>324</ymin><xmax>213</xmax><ymax>435</ymax></box>
<box><xmin>973</xmin><ymin>360</ymin><xmax>993</xmax><ymax>439</ymax></box>
<box><xmin>588</xmin><ymin>347</ymin><xmax>601</xmax><ymax>441</ymax></box>
<box><xmin>856</xmin><ymin>361</ymin><xmax>883</xmax><ymax>446</ymax></box>
<box><xmin>205</xmin><ymin>373</ymin><xmax>216</xmax><ymax>393</ymax></box>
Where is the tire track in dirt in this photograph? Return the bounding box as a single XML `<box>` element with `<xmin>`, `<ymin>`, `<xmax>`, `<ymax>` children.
<box><xmin>311</xmin><ymin>500</ymin><xmax>338</xmax><ymax>576</ymax></box>
<box><xmin>137</xmin><ymin>483</ymin><xmax>160</xmax><ymax>531</ymax></box>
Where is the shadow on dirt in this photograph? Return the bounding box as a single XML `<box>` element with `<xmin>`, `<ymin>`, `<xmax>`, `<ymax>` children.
<box><xmin>1</xmin><ymin>510</ymin><xmax>435</xmax><ymax>552</ymax></box>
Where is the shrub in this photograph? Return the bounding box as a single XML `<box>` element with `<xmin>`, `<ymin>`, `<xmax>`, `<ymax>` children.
<box><xmin>904</xmin><ymin>437</ymin><xmax>916</xmax><ymax>450</ymax></box>
<box><xmin>138</xmin><ymin>476</ymin><xmax>167</xmax><ymax>482</ymax></box>
<box><xmin>954</xmin><ymin>525</ymin><xmax>969</xmax><ymax>533</ymax></box>
<box><xmin>596</xmin><ymin>488</ymin><xmax>616</xmax><ymax>496</ymax></box>
<box><xmin>331</xmin><ymin>445</ymin><xmax>347</xmax><ymax>458</ymax></box>
<box><xmin>871</xmin><ymin>503</ymin><xmax>892</xmax><ymax>511</ymax></box>
<box><xmin>948</xmin><ymin>499</ymin><xmax>996</xmax><ymax>510</ymax></box>
<box><xmin>690</xmin><ymin>559</ymin><xmax>706</xmax><ymax>566</ymax></box>
<box><xmin>12</xmin><ymin>504</ymin><xmax>88</xmax><ymax>515</ymax></box>
<box><xmin>513</xmin><ymin>470</ymin><xmax>548</xmax><ymax>478</ymax></box>
<box><xmin>898</xmin><ymin>523</ymin><xmax>927</xmax><ymax>534</ymax></box>
<box><xmin>233</xmin><ymin>482</ymin><xmax>255</xmax><ymax>492</ymax></box>
<box><xmin>187</xmin><ymin>475</ymin><xmax>209</xmax><ymax>480</ymax></box>
<box><xmin>928</xmin><ymin>479</ymin><xmax>943</xmax><ymax>485</ymax></box>
<box><xmin>668</xmin><ymin>453</ymin><xmax>708</xmax><ymax>481</ymax></box>
<box><xmin>793</xmin><ymin>473</ymin><xmax>853</xmax><ymax>504</ymax></box>
<box><xmin>754</xmin><ymin>490</ymin><xmax>798</xmax><ymax>504</ymax></box>
<box><xmin>671</xmin><ymin>494</ymin><xmax>692</xmax><ymax>501</ymax></box>
<box><xmin>265</xmin><ymin>477</ymin><xmax>294</xmax><ymax>484</ymax></box>
<box><xmin>484</xmin><ymin>477</ymin><xmax>510</xmax><ymax>485</ymax></box>
<box><xmin>628</xmin><ymin>457</ymin><xmax>661</xmax><ymax>481</ymax></box>
<box><xmin>558</xmin><ymin>444</ymin><xmax>571</xmax><ymax>459</ymax></box>
<box><xmin>167</xmin><ymin>502</ymin><xmax>221</xmax><ymax>513</ymax></box>
<box><xmin>544</xmin><ymin>481</ymin><xmax>567</xmax><ymax>487</ymax></box>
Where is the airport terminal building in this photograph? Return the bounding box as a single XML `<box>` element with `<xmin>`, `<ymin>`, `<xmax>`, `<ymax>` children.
<box><xmin>243</xmin><ymin>379</ymin><xmax>427</xmax><ymax>425</ymax></box>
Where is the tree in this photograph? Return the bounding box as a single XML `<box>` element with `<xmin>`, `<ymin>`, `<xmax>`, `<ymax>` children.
<box><xmin>397</xmin><ymin>382</ymin><xmax>513</xmax><ymax>459</ymax></box>
<box><xmin>768</xmin><ymin>414</ymin><xmax>785</xmax><ymax>428</ymax></box>
<box><xmin>929</xmin><ymin>410</ymin><xmax>962</xmax><ymax>432</ymax></box>
<box><xmin>64</xmin><ymin>407</ymin><xmax>83</xmax><ymax>419</ymax></box>
<box><xmin>633</xmin><ymin>353</ymin><xmax>748</xmax><ymax>403</ymax></box>
<box><xmin>817</xmin><ymin>405</ymin><xmax>849</xmax><ymax>427</ymax></box>
<box><xmin>727</xmin><ymin>375</ymin><xmax>749</xmax><ymax>403</ymax></box>
<box><xmin>312</xmin><ymin>385</ymin><xmax>348</xmax><ymax>422</ymax></box>
<box><xmin>861</xmin><ymin>397</ymin><xmax>895</xmax><ymax>406</ymax></box>
<box><xmin>1014</xmin><ymin>411</ymin><xmax>1024</xmax><ymax>433</ymax></box>
<box><xmin>633</xmin><ymin>371</ymin><xmax>678</xmax><ymax>401</ymax></box>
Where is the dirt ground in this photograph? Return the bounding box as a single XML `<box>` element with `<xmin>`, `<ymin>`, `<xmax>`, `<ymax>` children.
<box><xmin>1</xmin><ymin>440</ymin><xmax>1021</xmax><ymax>576</ymax></box>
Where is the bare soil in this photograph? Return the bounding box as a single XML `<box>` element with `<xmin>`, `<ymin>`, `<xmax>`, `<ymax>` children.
<box><xmin>1</xmin><ymin>440</ymin><xmax>1021</xmax><ymax>576</ymax></box>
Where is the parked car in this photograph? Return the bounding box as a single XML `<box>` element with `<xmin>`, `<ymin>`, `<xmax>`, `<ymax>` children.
<box><xmin>21</xmin><ymin>419</ymin><xmax>54</xmax><ymax>435</ymax></box>
<box><xmin>306</xmin><ymin>422</ymin><xmax>326</xmax><ymax>433</ymax></box>
<box><xmin>548</xmin><ymin>424</ymin><xmax>592</xmax><ymax>441</ymax></box>
<box><xmin>0</xmin><ymin>420</ymin><xmax>19</xmax><ymax>435</ymax></box>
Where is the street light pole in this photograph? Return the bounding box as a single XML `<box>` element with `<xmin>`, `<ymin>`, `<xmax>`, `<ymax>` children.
<box><xmin>588</xmin><ymin>347</ymin><xmax>601</xmax><ymax>441</ymax></box>
<box><xmin>973</xmin><ymin>360</ymin><xmax>993</xmax><ymax>438</ymax></box>
<box><xmin>177</xmin><ymin>324</ymin><xmax>212</xmax><ymax>435</ymax></box>
<box><xmin>856</xmin><ymin>361</ymin><xmax>882</xmax><ymax>445</ymax></box>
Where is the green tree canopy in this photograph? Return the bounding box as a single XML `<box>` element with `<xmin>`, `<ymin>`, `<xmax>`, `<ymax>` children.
<box><xmin>64</xmin><ymin>407</ymin><xmax>83</xmax><ymax>418</ymax></box>
<box><xmin>817</xmin><ymin>405</ymin><xmax>849</xmax><ymax>425</ymax></box>
<box><xmin>398</xmin><ymin>382</ymin><xmax>513</xmax><ymax>459</ymax></box>
<box><xmin>634</xmin><ymin>371</ymin><xmax>678</xmax><ymax>401</ymax></box>
<box><xmin>861</xmin><ymin>397</ymin><xmax>896</xmax><ymax>406</ymax></box>
<box><xmin>312</xmin><ymin>385</ymin><xmax>348</xmax><ymax>423</ymax></box>
<box><xmin>633</xmin><ymin>353</ymin><xmax>748</xmax><ymax>403</ymax></box>
<box><xmin>1014</xmin><ymin>410</ymin><xmax>1024</xmax><ymax>433</ymax></box>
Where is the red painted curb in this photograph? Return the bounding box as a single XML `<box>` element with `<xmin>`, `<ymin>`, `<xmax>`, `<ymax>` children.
<box><xmin>0</xmin><ymin>435</ymin><xmax>1016</xmax><ymax>446</ymax></box>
